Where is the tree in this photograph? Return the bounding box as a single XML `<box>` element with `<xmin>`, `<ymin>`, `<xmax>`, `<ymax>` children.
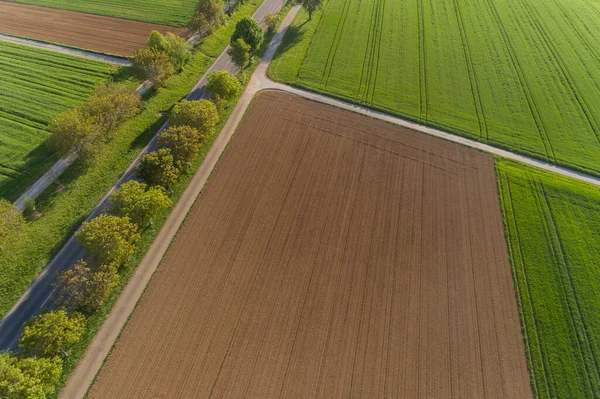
<box><xmin>206</xmin><ymin>70</ymin><xmax>242</xmax><ymax>111</ymax></box>
<box><xmin>0</xmin><ymin>199</ymin><xmax>25</xmax><ymax>254</ymax></box>
<box><xmin>164</xmin><ymin>33</ymin><xmax>192</xmax><ymax>71</ymax></box>
<box><xmin>49</xmin><ymin>108</ymin><xmax>100</xmax><ymax>161</ymax></box>
<box><xmin>190</xmin><ymin>0</ymin><xmax>224</xmax><ymax>36</ymax></box>
<box><xmin>169</xmin><ymin>100</ymin><xmax>219</xmax><ymax>134</ymax></box>
<box><xmin>263</xmin><ymin>12</ymin><xmax>278</xmax><ymax>32</ymax></box>
<box><xmin>83</xmin><ymin>83</ymin><xmax>141</xmax><ymax>137</ymax></box>
<box><xmin>75</xmin><ymin>214</ymin><xmax>139</xmax><ymax>267</ymax></box>
<box><xmin>53</xmin><ymin>260</ymin><xmax>119</xmax><ymax>312</ymax></box>
<box><xmin>228</xmin><ymin>37</ymin><xmax>251</xmax><ymax>69</ymax></box>
<box><xmin>137</xmin><ymin>149</ymin><xmax>181</xmax><ymax>188</ymax></box>
<box><xmin>298</xmin><ymin>0</ymin><xmax>323</xmax><ymax>20</ymax></box>
<box><xmin>19</xmin><ymin>310</ymin><xmax>85</xmax><ymax>358</ymax></box>
<box><xmin>148</xmin><ymin>30</ymin><xmax>168</xmax><ymax>53</ymax></box>
<box><xmin>132</xmin><ymin>48</ymin><xmax>175</xmax><ymax>86</ymax></box>
<box><xmin>231</xmin><ymin>17</ymin><xmax>263</xmax><ymax>53</ymax></box>
<box><xmin>158</xmin><ymin>126</ymin><xmax>205</xmax><ymax>169</ymax></box>
<box><xmin>110</xmin><ymin>180</ymin><xmax>172</xmax><ymax>226</ymax></box>
<box><xmin>0</xmin><ymin>353</ymin><xmax>62</xmax><ymax>399</ymax></box>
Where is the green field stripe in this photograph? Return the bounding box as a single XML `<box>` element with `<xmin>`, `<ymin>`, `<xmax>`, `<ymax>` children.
<box><xmin>498</xmin><ymin>171</ymin><xmax>542</xmax><ymax>397</ymax></box>
<box><xmin>449</xmin><ymin>0</ymin><xmax>487</xmax><ymax>141</ymax></box>
<box><xmin>356</xmin><ymin>0</ymin><xmax>381</xmax><ymax>102</ymax></box>
<box><xmin>481</xmin><ymin>0</ymin><xmax>556</xmax><ymax>163</ymax></box>
<box><xmin>416</xmin><ymin>0</ymin><xmax>427</xmax><ymax>123</ymax></box>
<box><xmin>505</xmin><ymin>175</ymin><xmax>555</xmax><ymax>398</ymax></box>
<box><xmin>365</xmin><ymin>0</ymin><xmax>385</xmax><ymax>104</ymax></box>
<box><xmin>514</xmin><ymin>0</ymin><xmax>600</xmax><ymax>147</ymax></box>
<box><xmin>319</xmin><ymin>0</ymin><xmax>352</xmax><ymax>88</ymax></box>
<box><xmin>537</xmin><ymin>182</ymin><xmax>600</xmax><ymax>396</ymax></box>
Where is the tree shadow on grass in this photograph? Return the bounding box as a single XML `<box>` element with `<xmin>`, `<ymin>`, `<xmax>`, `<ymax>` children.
<box><xmin>270</xmin><ymin>23</ymin><xmax>306</xmax><ymax>63</ymax></box>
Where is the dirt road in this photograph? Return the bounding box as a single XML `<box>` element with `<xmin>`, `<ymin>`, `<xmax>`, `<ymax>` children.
<box><xmin>87</xmin><ymin>91</ymin><xmax>532</xmax><ymax>398</ymax></box>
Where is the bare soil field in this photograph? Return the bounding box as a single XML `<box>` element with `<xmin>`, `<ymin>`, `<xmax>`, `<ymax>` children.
<box><xmin>0</xmin><ymin>1</ymin><xmax>188</xmax><ymax>56</ymax></box>
<box><xmin>87</xmin><ymin>91</ymin><xmax>531</xmax><ymax>398</ymax></box>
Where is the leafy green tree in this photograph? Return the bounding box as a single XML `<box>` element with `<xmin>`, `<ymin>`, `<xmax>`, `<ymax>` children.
<box><xmin>164</xmin><ymin>33</ymin><xmax>192</xmax><ymax>71</ymax></box>
<box><xmin>190</xmin><ymin>0</ymin><xmax>224</xmax><ymax>36</ymax></box>
<box><xmin>53</xmin><ymin>260</ymin><xmax>119</xmax><ymax>312</ymax></box>
<box><xmin>169</xmin><ymin>100</ymin><xmax>219</xmax><ymax>134</ymax></box>
<box><xmin>110</xmin><ymin>180</ymin><xmax>172</xmax><ymax>226</ymax></box>
<box><xmin>19</xmin><ymin>310</ymin><xmax>85</xmax><ymax>358</ymax></box>
<box><xmin>158</xmin><ymin>126</ymin><xmax>205</xmax><ymax>169</ymax></box>
<box><xmin>49</xmin><ymin>108</ymin><xmax>100</xmax><ymax>161</ymax></box>
<box><xmin>0</xmin><ymin>199</ymin><xmax>25</xmax><ymax>254</ymax></box>
<box><xmin>298</xmin><ymin>0</ymin><xmax>323</xmax><ymax>20</ymax></box>
<box><xmin>263</xmin><ymin>12</ymin><xmax>278</xmax><ymax>31</ymax></box>
<box><xmin>148</xmin><ymin>30</ymin><xmax>168</xmax><ymax>52</ymax></box>
<box><xmin>83</xmin><ymin>83</ymin><xmax>141</xmax><ymax>137</ymax></box>
<box><xmin>0</xmin><ymin>353</ymin><xmax>62</xmax><ymax>399</ymax></box>
<box><xmin>76</xmin><ymin>214</ymin><xmax>139</xmax><ymax>267</ymax></box>
<box><xmin>132</xmin><ymin>48</ymin><xmax>175</xmax><ymax>86</ymax></box>
<box><xmin>228</xmin><ymin>37</ymin><xmax>251</xmax><ymax>69</ymax></box>
<box><xmin>137</xmin><ymin>149</ymin><xmax>181</xmax><ymax>188</ymax></box>
<box><xmin>231</xmin><ymin>17</ymin><xmax>263</xmax><ymax>53</ymax></box>
<box><xmin>206</xmin><ymin>70</ymin><xmax>242</xmax><ymax>111</ymax></box>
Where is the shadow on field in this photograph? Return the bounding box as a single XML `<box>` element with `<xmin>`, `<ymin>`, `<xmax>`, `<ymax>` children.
<box><xmin>270</xmin><ymin>23</ymin><xmax>306</xmax><ymax>63</ymax></box>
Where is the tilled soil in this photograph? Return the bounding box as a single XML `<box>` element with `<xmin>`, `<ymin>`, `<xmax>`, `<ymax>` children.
<box><xmin>87</xmin><ymin>91</ymin><xmax>531</xmax><ymax>398</ymax></box>
<box><xmin>0</xmin><ymin>1</ymin><xmax>187</xmax><ymax>56</ymax></box>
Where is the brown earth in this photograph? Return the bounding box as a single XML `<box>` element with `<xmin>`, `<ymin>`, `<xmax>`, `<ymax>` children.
<box><xmin>0</xmin><ymin>1</ymin><xmax>188</xmax><ymax>56</ymax></box>
<box><xmin>87</xmin><ymin>91</ymin><xmax>532</xmax><ymax>398</ymax></box>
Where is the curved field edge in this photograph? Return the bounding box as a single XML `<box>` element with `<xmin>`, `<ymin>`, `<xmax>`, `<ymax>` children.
<box><xmin>0</xmin><ymin>0</ymin><xmax>266</xmax><ymax>322</ymax></box>
<box><xmin>0</xmin><ymin>40</ymin><xmax>120</xmax><ymax>201</ymax></box>
<box><xmin>268</xmin><ymin>0</ymin><xmax>600</xmax><ymax>180</ymax></box>
<box><xmin>496</xmin><ymin>158</ymin><xmax>600</xmax><ymax>398</ymax></box>
<box><xmin>4</xmin><ymin>0</ymin><xmax>197</xmax><ymax>27</ymax></box>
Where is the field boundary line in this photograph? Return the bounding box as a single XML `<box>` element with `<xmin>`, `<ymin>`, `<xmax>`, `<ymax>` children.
<box><xmin>0</xmin><ymin>33</ymin><xmax>131</xmax><ymax>66</ymax></box>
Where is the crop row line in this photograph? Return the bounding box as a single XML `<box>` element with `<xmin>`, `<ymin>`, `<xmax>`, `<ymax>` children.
<box><xmin>357</xmin><ymin>0</ymin><xmax>385</xmax><ymax>105</ymax></box>
<box><xmin>450</xmin><ymin>0</ymin><xmax>487</xmax><ymax>141</ymax></box>
<box><xmin>480</xmin><ymin>0</ymin><xmax>555</xmax><ymax>163</ymax></box>
<box><xmin>536</xmin><ymin>181</ymin><xmax>600</xmax><ymax>396</ymax></box>
<box><xmin>515</xmin><ymin>0</ymin><xmax>600</xmax><ymax>147</ymax></box>
<box><xmin>319</xmin><ymin>0</ymin><xmax>352</xmax><ymax>88</ymax></box>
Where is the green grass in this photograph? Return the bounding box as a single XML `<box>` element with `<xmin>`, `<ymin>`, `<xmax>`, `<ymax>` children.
<box><xmin>0</xmin><ymin>40</ymin><xmax>115</xmax><ymax>200</ymax></box>
<box><xmin>7</xmin><ymin>0</ymin><xmax>198</xmax><ymax>27</ymax></box>
<box><xmin>270</xmin><ymin>0</ymin><xmax>600</xmax><ymax>177</ymax></box>
<box><xmin>497</xmin><ymin>159</ymin><xmax>600</xmax><ymax>398</ymax></box>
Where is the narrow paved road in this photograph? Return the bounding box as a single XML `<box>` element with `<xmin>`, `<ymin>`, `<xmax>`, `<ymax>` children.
<box><xmin>0</xmin><ymin>33</ymin><xmax>131</xmax><ymax>65</ymax></box>
<box><xmin>0</xmin><ymin>0</ymin><xmax>285</xmax><ymax>353</ymax></box>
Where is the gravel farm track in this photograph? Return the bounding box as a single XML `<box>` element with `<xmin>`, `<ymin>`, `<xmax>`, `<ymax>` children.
<box><xmin>87</xmin><ymin>91</ymin><xmax>531</xmax><ymax>398</ymax></box>
<box><xmin>0</xmin><ymin>1</ymin><xmax>187</xmax><ymax>56</ymax></box>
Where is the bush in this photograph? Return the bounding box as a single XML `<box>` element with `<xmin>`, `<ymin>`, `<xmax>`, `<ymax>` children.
<box><xmin>110</xmin><ymin>180</ymin><xmax>172</xmax><ymax>226</ymax></box>
<box><xmin>169</xmin><ymin>100</ymin><xmax>219</xmax><ymax>134</ymax></box>
<box><xmin>206</xmin><ymin>70</ymin><xmax>243</xmax><ymax>111</ymax></box>
<box><xmin>22</xmin><ymin>196</ymin><xmax>36</xmax><ymax>220</ymax></box>
<box><xmin>137</xmin><ymin>149</ymin><xmax>181</xmax><ymax>188</ymax></box>
<box><xmin>0</xmin><ymin>353</ymin><xmax>62</xmax><ymax>399</ymax></box>
<box><xmin>132</xmin><ymin>49</ymin><xmax>175</xmax><ymax>86</ymax></box>
<box><xmin>190</xmin><ymin>0</ymin><xmax>224</xmax><ymax>37</ymax></box>
<box><xmin>19</xmin><ymin>310</ymin><xmax>86</xmax><ymax>358</ymax></box>
<box><xmin>228</xmin><ymin>37</ymin><xmax>251</xmax><ymax>69</ymax></box>
<box><xmin>263</xmin><ymin>12</ymin><xmax>278</xmax><ymax>31</ymax></box>
<box><xmin>158</xmin><ymin>126</ymin><xmax>205</xmax><ymax>169</ymax></box>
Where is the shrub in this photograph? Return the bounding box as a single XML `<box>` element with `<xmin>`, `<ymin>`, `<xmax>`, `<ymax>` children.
<box><xmin>231</xmin><ymin>17</ymin><xmax>263</xmax><ymax>53</ymax></box>
<box><xmin>19</xmin><ymin>310</ymin><xmax>86</xmax><ymax>358</ymax></box>
<box><xmin>132</xmin><ymin>49</ymin><xmax>175</xmax><ymax>86</ymax></box>
<box><xmin>169</xmin><ymin>99</ymin><xmax>219</xmax><ymax>134</ymax></box>
<box><xmin>137</xmin><ymin>149</ymin><xmax>181</xmax><ymax>188</ymax></box>
<box><xmin>110</xmin><ymin>180</ymin><xmax>172</xmax><ymax>226</ymax></box>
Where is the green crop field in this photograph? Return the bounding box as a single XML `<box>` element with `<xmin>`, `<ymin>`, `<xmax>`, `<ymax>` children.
<box><xmin>497</xmin><ymin>159</ymin><xmax>600</xmax><ymax>398</ymax></box>
<box><xmin>0</xmin><ymin>40</ymin><xmax>114</xmax><ymax>200</ymax></box>
<box><xmin>270</xmin><ymin>0</ymin><xmax>600</xmax><ymax>176</ymax></box>
<box><xmin>9</xmin><ymin>0</ymin><xmax>198</xmax><ymax>27</ymax></box>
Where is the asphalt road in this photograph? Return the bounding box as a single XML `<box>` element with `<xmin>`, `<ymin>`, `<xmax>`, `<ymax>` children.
<box><xmin>0</xmin><ymin>0</ymin><xmax>285</xmax><ymax>352</ymax></box>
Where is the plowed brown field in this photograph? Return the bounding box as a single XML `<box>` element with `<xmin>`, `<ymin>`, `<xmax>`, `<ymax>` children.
<box><xmin>87</xmin><ymin>91</ymin><xmax>531</xmax><ymax>398</ymax></box>
<box><xmin>0</xmin><ymin>1</ymin><xmax>187</xmax><ymax>56</ymax></box>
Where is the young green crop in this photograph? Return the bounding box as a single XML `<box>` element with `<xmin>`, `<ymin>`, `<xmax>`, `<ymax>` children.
<box><xmin>270</xmin><ymin>0</ymin><xmax>600</xmax><ymax>177</ymax></box>
<box><xmin>497</xmin><ymin>159</ymin><xmax>600</xmax><ymax>398</ymax></box>
<box><xmin>0</xmin><ymin>40</ymin><xmax>113</xmax><ymax>200</ymax></box>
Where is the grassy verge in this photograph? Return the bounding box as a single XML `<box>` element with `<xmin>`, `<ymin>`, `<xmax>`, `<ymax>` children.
<box><xmin>0</xmin><ymin>0</ymin><xmax>265</xmax><ymax>320</ymax></box>
<box><xmin>497</xmin><ymin>158</ymin><xmax>600</xmax><ymax>398</ymax></box>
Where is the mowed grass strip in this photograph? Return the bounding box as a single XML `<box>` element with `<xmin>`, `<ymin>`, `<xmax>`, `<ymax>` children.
<box><xmin>0</xmin><ymin>40</ymin><xmax>114</xmax><ymax>200</ymax></box>
<box><xmin>497</xmin><ymin>159</ymin><xmax>600</xmax><ymax>398</ymax></box>
<box><xmin>269</xmin><ymin>0</ymin><xmax>600</xmax><ymax>177</ymax></box>
<box><xmin>7</xmin><ymin>0</ymin><xmax>198</xmax><ymax>27</ymax></box>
